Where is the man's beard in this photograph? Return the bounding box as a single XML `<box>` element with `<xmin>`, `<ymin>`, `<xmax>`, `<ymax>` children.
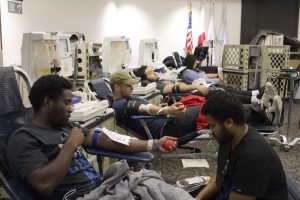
<box><xmin>214</xmin><ymin>126</ymin><xmax>234</xmax><ymax>145</ymax></box>
<box><xmin>49</xmin><ymin>113</ymin><xmax>68</xmax><ymax>128</ymax></box>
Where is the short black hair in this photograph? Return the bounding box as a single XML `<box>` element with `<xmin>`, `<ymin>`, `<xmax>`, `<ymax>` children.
<box><xmin>29</xmin><ymin>74</ymin><xmax>72</xmax><ymax>112</ymax></box>
<box><xmin>184</xmin><ymin>55</ymin><xmax>197</xmax><ymax>69</ymax></box>
<box><xmin>202</xmin><ymin>91</ymin><xmax>246</xmax><ymax>125</ymax></box>
<box><xmin>135</xmin><ymin>65</ymin><xmax>148</xmax><ymax>81</ymax></box>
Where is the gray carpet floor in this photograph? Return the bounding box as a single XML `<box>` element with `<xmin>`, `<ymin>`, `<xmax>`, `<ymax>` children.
<box><xmin>150</xmin><ymin>101</ymin><xmax>300</xmax><ymax>188</ymax></box>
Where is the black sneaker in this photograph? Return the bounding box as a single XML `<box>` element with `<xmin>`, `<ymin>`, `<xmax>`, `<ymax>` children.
<box><xmin>256</xmin><ymin>86</ymin><xmax>265</xmax><ymax>99</ymax></box>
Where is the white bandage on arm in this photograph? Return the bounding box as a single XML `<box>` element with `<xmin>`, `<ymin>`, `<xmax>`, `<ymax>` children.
<box><xmin>147</xmin><ymin>140</ymin><xmax>154</xmax><ymax>151</ymax></box>
<box><xmin>145</xmin><ymin>104</ymin><xmax>152</xmax><ymax>114</ymax></box>
<box><xmin>140</xmin><ymin>104</ymin><xmax>146</xmax><ymax>112</ymax></box>
<box><xmin>102</xmin><ymin>127</ymin><xmax>131</xmax><ymax>145</ymax></box>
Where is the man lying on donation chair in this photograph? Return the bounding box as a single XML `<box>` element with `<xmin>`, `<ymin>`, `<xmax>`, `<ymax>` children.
<box><xmin>135</xmin><ymin>65</ymin><xmax>210</xmax><ymax>97</ymax></box>
<box><xmin>7</xmin><ymin>75</ymin><xmax>195</xmax><ymax>200</ymax></box>
<box><xmin>133</xmin><ymin>66</ymin><xmax>282</xmax><ymax>127</ymax></box>
<box><xmin>182</xmin><ymin>54</ymin><xmax>283</xmax><ymax>126</ymax></box>
<box><xmin>135</xmin><ymin>64</ymin><xmax>277</xmax><ymax>108</ymax></box>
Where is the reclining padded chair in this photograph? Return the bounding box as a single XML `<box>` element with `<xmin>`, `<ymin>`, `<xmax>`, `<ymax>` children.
<box><xmin>0</xmin><ymin>67</ymin><xmax>38</xmax><ymax>200</ymax></box>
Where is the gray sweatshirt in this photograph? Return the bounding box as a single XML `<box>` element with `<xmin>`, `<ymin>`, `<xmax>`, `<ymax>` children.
<box><xmin>77</xmin><ymin>160</ymin><xmax>195</xmax><ymax>200</ymax></box>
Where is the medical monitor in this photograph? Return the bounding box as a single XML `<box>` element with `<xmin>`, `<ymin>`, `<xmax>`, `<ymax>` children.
<box><xmin>59</xmin><ymin>39</ymin><xmax>69</xmax><ymax>53</ymax></box>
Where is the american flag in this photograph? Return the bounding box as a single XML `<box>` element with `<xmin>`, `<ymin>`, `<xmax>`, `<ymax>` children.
<box><xmin>185</xmin><ymin>0</ymin><xmax>193</xmax><ymax>55</ymax></box>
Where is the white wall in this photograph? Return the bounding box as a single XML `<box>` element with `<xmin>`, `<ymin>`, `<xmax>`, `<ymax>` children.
<box><xmin>1</xmin><ymin>0</ymin><xmax>240</xmax><ymax>67</ymax></box>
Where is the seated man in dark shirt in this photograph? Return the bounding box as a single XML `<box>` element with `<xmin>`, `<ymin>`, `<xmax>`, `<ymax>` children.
<box><xmin>196</xmin><ymin>91</ymin><xmax>288</xmax><ymax>200</ymax></box>
<box><xmin>110</xmin><ymin>71</ymin><xmax>207</xmax><ymax>139</ymax></box>
<box><xmin>7</xmin><ymin>74</ymin><xmax>178</xmax><ymax>200</ymax></box>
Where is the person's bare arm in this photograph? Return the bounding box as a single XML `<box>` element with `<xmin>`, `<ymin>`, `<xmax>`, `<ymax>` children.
<box><xmin>83</xmin><ymin>131</ymin><xmax>177</xmax><ymax>154</ymax></box>
<box><xmin>138</xmin><ymin>102</ymin><xmax>186</xmax><ymax>116</ymax></box>
<box><xmin>206</xmin><ymin>74</ymin><xmax>219</xmax><ymax>78</ymax></box>
<box><xmin>196</xmin><ymin>176</ymin><xmax>218</xmax><ymax>200</ymax></box>
<box><xmin>206</xmin><ymin>73</ymin><xmax>223</xmax><ymax>81</ymax></box>
<box><xmin>25</xmin><ymin>127</ymin><xmax>85</xmax><ymax>196</ymax></box>
<box><xmin>162</xmin><ymin>83</ymin><xmax>209</xmax><ymax>95</ymax></box>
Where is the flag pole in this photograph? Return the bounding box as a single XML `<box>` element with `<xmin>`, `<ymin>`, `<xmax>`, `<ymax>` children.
<box><xmin>210</xmin><ymin>1</ymin><xmax>215</xmax><ymax>66</ymax></box>
<box><xmin>211</xmin><ymin>40</ymin><xmax>213</xmax><ymax>66</ymax></box>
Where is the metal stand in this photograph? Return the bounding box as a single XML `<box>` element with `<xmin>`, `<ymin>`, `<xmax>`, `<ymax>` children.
<box><xmin>269</xmin><ymin>72</ymin><xmax>300</xmax><ymax>151</ymax></box>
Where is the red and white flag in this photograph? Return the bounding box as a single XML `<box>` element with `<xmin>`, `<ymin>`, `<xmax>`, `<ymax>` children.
<box><xmin>197</xmin><ymin>1</ymin><xmax>206</xmax><ymax>47</ymax></box>
<box><xmin>198</xmin><ymin>32</ymin><xmax>206</xmax><ymax>47</ymax></box>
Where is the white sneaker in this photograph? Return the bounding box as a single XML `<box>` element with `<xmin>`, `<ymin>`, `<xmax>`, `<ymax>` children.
<box><xmin>260</xmin><ymin>82</ymin><xmax>277</xmax><ymax>109</ymax></box>
<box><xmin>267</xmin><ymin>95</ymin><xmax>282</xmax><ymax>126</ymax></box>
